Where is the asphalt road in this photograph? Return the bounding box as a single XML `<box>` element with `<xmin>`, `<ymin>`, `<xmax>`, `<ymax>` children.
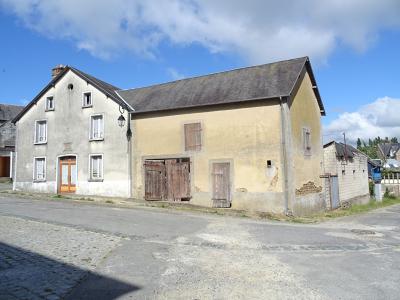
<box><xmin>0</xmin><ymin>193</ymin><xmax>400</xmax><ymax>299</ymax></box>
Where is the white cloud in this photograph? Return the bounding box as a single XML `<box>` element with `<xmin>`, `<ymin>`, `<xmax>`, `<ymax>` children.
<box><xmin>167</xmin><ymin>68</ymin><xmax>185</xmax><ymax>80</ymax></box>
<box><xmin>1</xmin><ymin>0</ymin><xmax>400</xmax><ymax>63</ymax></box>
<box><xmin>324</xmin><ymin>97</ymin><xmax>400</xmax><ymax>143</ymax></box>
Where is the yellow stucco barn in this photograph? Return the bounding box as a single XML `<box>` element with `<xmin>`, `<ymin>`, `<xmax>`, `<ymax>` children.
<box><xmin>119</xmin><ymin>57</ymin><xmax>326</xmax><ymax>215</ymax></box>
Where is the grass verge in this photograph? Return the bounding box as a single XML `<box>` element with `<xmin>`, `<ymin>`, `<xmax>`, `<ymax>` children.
<box><xmin>288</xmin><ymin>197</ymin><xmax>400</xmax><ymax>223</ymax></box>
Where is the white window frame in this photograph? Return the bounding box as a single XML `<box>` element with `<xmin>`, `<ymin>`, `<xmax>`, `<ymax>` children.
<box><xmin>82</xmin><ymin>91</ymin><xmax>93</xmax><ymax>108</ymax></box>
<box><xmin>33</xmin><ymin>156</ymin><xmax>46</xmax><ymax>182</ymax></box>
<box><xmin>46</xmin><ymin>96</ymin><xmax>55</xmax><ymax>111</ymax></box>
<box><xmin>34</xmin><ymin>119</ymin><xmax>47</xmax><ymax>144</ymax></box>
<box><xmin>89</xmin><ymin>114</ymin><xmax>104</xmax><ymax>141</ymax></box>
<box><xmin>88</xmin><ymin>154</ymin><xmax>104</xmax><ymax>181</ymax></box>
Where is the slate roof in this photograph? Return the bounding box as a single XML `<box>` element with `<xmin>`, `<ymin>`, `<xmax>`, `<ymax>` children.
<box><xmin>118</xmin><ymin>57</ymin><xmax>325</xmax><ymax>115</ymax></box>
<box><xmin>13</xmin><ymin>57</ymin><xmax>325</xmax><ymax>122</ymax></box>
<box><xmin>324</xmin><ymin>141</ymin><xmax>363</xmax><ymax>159</ymax></box>
<box><xmin>13</xmin><ymin>66</ymin><xmax>130</xmax><ymax>123</ymax></box>
<box><xmin>378</xmin><ymin>143</ymin><xmax>400</xmax><ymax>159</ymax></box>
<box><xmin>0</xmin><ymin>104</ymin><xmax>24</xmax><ymax>121</ymax></box>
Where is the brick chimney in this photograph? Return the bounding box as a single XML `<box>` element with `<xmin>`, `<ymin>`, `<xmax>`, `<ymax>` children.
<box><xmin>51</xmin><ymin>64</ymin><xmax>66</xmax><ymax>78</ymax></box>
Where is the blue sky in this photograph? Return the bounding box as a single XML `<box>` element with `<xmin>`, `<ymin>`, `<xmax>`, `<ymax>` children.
<box><xmin>1</xmin><ymin>0</ymin><xmax>400</xmax><ymax>142</ymax></box>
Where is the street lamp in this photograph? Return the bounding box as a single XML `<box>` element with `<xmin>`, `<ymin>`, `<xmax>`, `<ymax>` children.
<box><xmin>118</xmin><ymin>106</ymin><xmax>126</xmax><ymax>127</ymax></box>
<box><xmin>118</xmin><ymin>114</ymin><xmax>126</xmax><ymax>127</ymax></box>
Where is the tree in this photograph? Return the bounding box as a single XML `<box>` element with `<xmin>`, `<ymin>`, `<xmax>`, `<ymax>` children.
<box><xmin>391</xmin><ymin>137</ymin><xmax>398</xmax><ymax>143</ymax></box>
<box><xmin>356</xmin><ymin>138</ymin><xmax>362</xmax><ymax>150</ymax></box>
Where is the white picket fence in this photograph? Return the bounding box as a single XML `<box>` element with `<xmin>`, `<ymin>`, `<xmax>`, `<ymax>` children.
<box><xmin>381</xmin><ymin>173</ymin><xmax>400</xmax><ymax>184</ymax></box>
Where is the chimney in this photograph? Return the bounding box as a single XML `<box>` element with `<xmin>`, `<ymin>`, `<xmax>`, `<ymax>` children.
<box><xmin>51</xmin><ymin>64</ymin><xmax>66</xmax><ymax>78</ymax></box>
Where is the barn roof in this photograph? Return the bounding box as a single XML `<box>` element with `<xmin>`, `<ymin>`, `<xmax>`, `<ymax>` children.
<box><xmin>12</xmin><ymin>56</ymin><xmax>325</xmax><ymax>122</ymax></box>
<box><xmin>0</xmin><ymin>104</ymin><xmax>24</xmax><ymax>121</ymax></box>
<box><xmin>324</xmin><ymin>141</ymin><xmax>363</xmax><ymax>159</ymax></box>
<box><xmin>118</xmin><ymin>56</ymin><xmax>325</xmax><ymax>115</ymax></box>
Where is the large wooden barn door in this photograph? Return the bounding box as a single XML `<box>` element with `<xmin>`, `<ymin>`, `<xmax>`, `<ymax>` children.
<box><xmin>212</xmin><ymin>162</ymin><xmax>231</xmax><ymax>208</ymax></box>
<box><xmin>144</xmin><ymin>161</ymin><xmax>166</xmax><ymax>200</ymax></box>
<box><xmin>165</xmin><ymin>159</ymin><xmax>190</xmax><ymax>201</ymax></box>
<box><xmin>144</xmin><ymin>159</ymin><xmax>191</xmax><ymax>201</ymax></box>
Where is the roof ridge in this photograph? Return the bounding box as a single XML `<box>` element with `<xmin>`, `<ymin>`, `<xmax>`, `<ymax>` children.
<box><xmin>118</xmin><ymin>56</ymin><xmax>308</xmax><ymax>92</ymax></box>
<box><xmin>0</xmin><ymin>103</ymin><xmax>24</xmax><ymax>108</ymax></box>
<box><xmin>69</xmin><ymin>67</ymin><xmax>120</xmax><ymax>90</ymax></box>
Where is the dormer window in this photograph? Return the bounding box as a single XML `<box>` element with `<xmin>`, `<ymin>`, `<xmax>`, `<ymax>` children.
<box><xmin>46</xmin><ymin>96</ymin><xmax>54</xmax><ymax>111</ymax></box>
<box><xmin>83</xmin><ymin>92</ymin><xmax>92</xmax><ymax>108</ymax></box>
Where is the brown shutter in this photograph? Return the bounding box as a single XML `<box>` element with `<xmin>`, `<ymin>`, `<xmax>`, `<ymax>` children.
<box><xmin>184</xmin><ymin>123</ymin><xmax>202</xmax><ymax>151</ymax></box>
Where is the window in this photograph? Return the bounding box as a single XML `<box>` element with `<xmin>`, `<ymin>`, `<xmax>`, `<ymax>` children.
<box><xmin>303</xmin><ymin>127</ymin><xmax>311</xmax><ymax>156</ymax></box>
<box><xmin>46</xmin><ymin>96</ymin><xmax>54</xmax><ymax>111</ymax></box>
<box><xmin>184</xmin><ymin>122</ymin><xmax>202</xmax><ymax>151</ymax></box>
<box><xmin>83</xmin><ymin>92</ymin><xmax>92</xmax><ymax>107</ymax></box>
<box><xmin>89</xmin><ymin>155</ymin><xmax>103</xmax><ymax>180</ymax></box>
<box><xmin>34</xmin><ymin>120</ymin><xmax>47</xmax><ymax>144</ymax></box>
<box><xmin>90</xmin><ymin>115</ymin><xmax>104</xmax><ymax>140</ymax></box>
<box><xmin>34</xmin><ymin>157</ymin><xmax>46</xmax><ymax>181</ymax></box>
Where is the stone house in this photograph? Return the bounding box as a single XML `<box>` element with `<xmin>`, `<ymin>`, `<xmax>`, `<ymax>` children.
<box><xmin>323</xmin><ymin>141</ymin><xmax>369</xmax><ymax>209</ymax></box>
<box><xmin>12</xmin><ymin>57</ymin><xmax>326</xmax><ymax>215</ymax></box>
<box><xmin>0</xmin><ymin>104</ymin><xmax>24</xmax><ymax>178</ymax></box>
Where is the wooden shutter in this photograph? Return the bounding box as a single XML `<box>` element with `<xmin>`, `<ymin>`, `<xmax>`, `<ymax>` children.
<box><xmin>212</xmin><ymin>162</ymin><xmax>231</xmax><ymax>208</ymax></box>
<box><xmin>184</xmin><ymin>123</ymin><xmax>202</xmax><ymax>151</ymax></box>
<box><xmin>303</xmin><ymin>127</ymin><xmax>311</xmax><ymax>155</ymax></box>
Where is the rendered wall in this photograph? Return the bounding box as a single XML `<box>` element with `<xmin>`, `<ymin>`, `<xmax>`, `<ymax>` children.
<box><xmin>289</xmin><ymin>72</ymin><xmax>325</xmax><ymax>215</ymax></box>
<box><xmin>132</xmin><ymin>102</ymin><xmax>286</xmax><ymax>213</ymax></box>
<box><xmin>14</xmin><ymin>71</ymin><xmax>130</xmax><ymax>197</ymax></box>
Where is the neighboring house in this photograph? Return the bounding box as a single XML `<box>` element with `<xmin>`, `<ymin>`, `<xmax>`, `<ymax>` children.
<box><xmin>323</xmin><ymin>141</ymin><xmax>369</xmax><ymax>209</ymax></box>
<box><xmin>13</xmin><ymin>57</ymin><xmax>326</xmax><ymax>215</ymax></box>
<box><xmin>378</xmin><ymin>143</ymin><xmax>400</xmax><ymax>160</ymax></box>
<box><xmin>0</xmin><ymin>104</ymin><xmax>24</xmax><ymax>178</ymax></box>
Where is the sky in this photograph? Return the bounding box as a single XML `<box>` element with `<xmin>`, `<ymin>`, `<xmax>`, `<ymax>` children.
<box><xmin>0</xmin><ymin>0</ymin><xmax>400</xmax><ymax>144</ymax></box>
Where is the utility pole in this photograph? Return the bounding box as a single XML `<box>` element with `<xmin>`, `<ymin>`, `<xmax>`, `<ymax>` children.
<box><xmin>343</xmin><ymin>132</ymin><xmax>348</xmax><ymax>162</ymax></box>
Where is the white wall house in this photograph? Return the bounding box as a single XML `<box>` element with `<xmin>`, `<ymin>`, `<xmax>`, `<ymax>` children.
<box><xmin>13</xmin><ymin>66</ymin><xmax>132</xmax><ymax>197</ymax></box>
<box><xmin>323</xmin><ymin>141</ymin><xmax>370</xmax><ymax>208</ymax></box>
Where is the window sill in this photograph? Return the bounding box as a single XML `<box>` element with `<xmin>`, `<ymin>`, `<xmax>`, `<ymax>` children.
<box><xmin>33</xmin><ymin>180</ymin><xmax>46</xmax><ymax>183</ymax></box>
<box><xmin>89</xmin><ymin>138</ymin><xmax>104</xmax><ymax>142</ymax></box>
<box><xmin>82</xmin><ymin>105</ymin><xmax>93</xmax><ymax>109</ymax></box>
<box><xmin>88</xmin><ymin>178</ymin><xmax>104</xmax><ymax>182</ymax></box>
<box><xmin>34</xmin><ymin>142</ymin><xmax>47</xmax><ymax>145</ymax></box>
<box><xmin>45</xmin><ymin>109</ymin><xmax>55</xmax><ymax>112</ymax></box>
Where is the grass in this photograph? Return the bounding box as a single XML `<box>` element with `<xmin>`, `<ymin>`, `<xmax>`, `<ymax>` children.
<box><xmin>288</xmin><ymin>197</ymin><xmax>400</xmax><ymax>223</ymax></box>
<box><xmin>52</xmin><ymin>194</ymin><xmax>64</xmax><ymax>199</ymax></box>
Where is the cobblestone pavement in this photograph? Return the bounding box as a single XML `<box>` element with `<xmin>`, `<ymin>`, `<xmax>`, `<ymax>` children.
<box><xmin>0</xmin><ymin>215</ymin><xmax>122</xmax><ymax>299</ymax></box>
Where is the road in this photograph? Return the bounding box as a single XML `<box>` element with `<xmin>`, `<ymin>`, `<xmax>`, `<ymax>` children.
<box><xmin>0</xmin><ymin>193</ymin><xmax>400</xmax><ymax>299</ymax></box>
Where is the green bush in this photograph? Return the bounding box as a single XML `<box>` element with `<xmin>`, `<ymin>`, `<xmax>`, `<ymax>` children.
<box><xmin>369</xmin><ymin>181</ymin><xmax>374</xmax><ymax>196</ymax></box>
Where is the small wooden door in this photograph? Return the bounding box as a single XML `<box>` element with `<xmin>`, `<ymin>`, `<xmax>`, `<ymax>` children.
<box><xmin>212</xmin><ymin>162</ymin><xmax>231</xmax><ymax>208</ymax></box>
<box><xmin>144</xmin><ymin>161</ymin><xmax>165</xmax><ymax>200</ymax></box>
<box><xmin>59</xmin><ymin>157</ymin><xmax>77</xmax><ymax>193</ymax></box>
<box><xmin>165</xmin><ymin>159</ymin><xmax>191</xmax><ymax>201</ymax></box>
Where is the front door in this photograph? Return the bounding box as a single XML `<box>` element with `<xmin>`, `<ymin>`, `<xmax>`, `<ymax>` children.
<box><xmin>59</xmin><ymin>156</ymin><xmax>77</xmax><ymax>193</ymax></box>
